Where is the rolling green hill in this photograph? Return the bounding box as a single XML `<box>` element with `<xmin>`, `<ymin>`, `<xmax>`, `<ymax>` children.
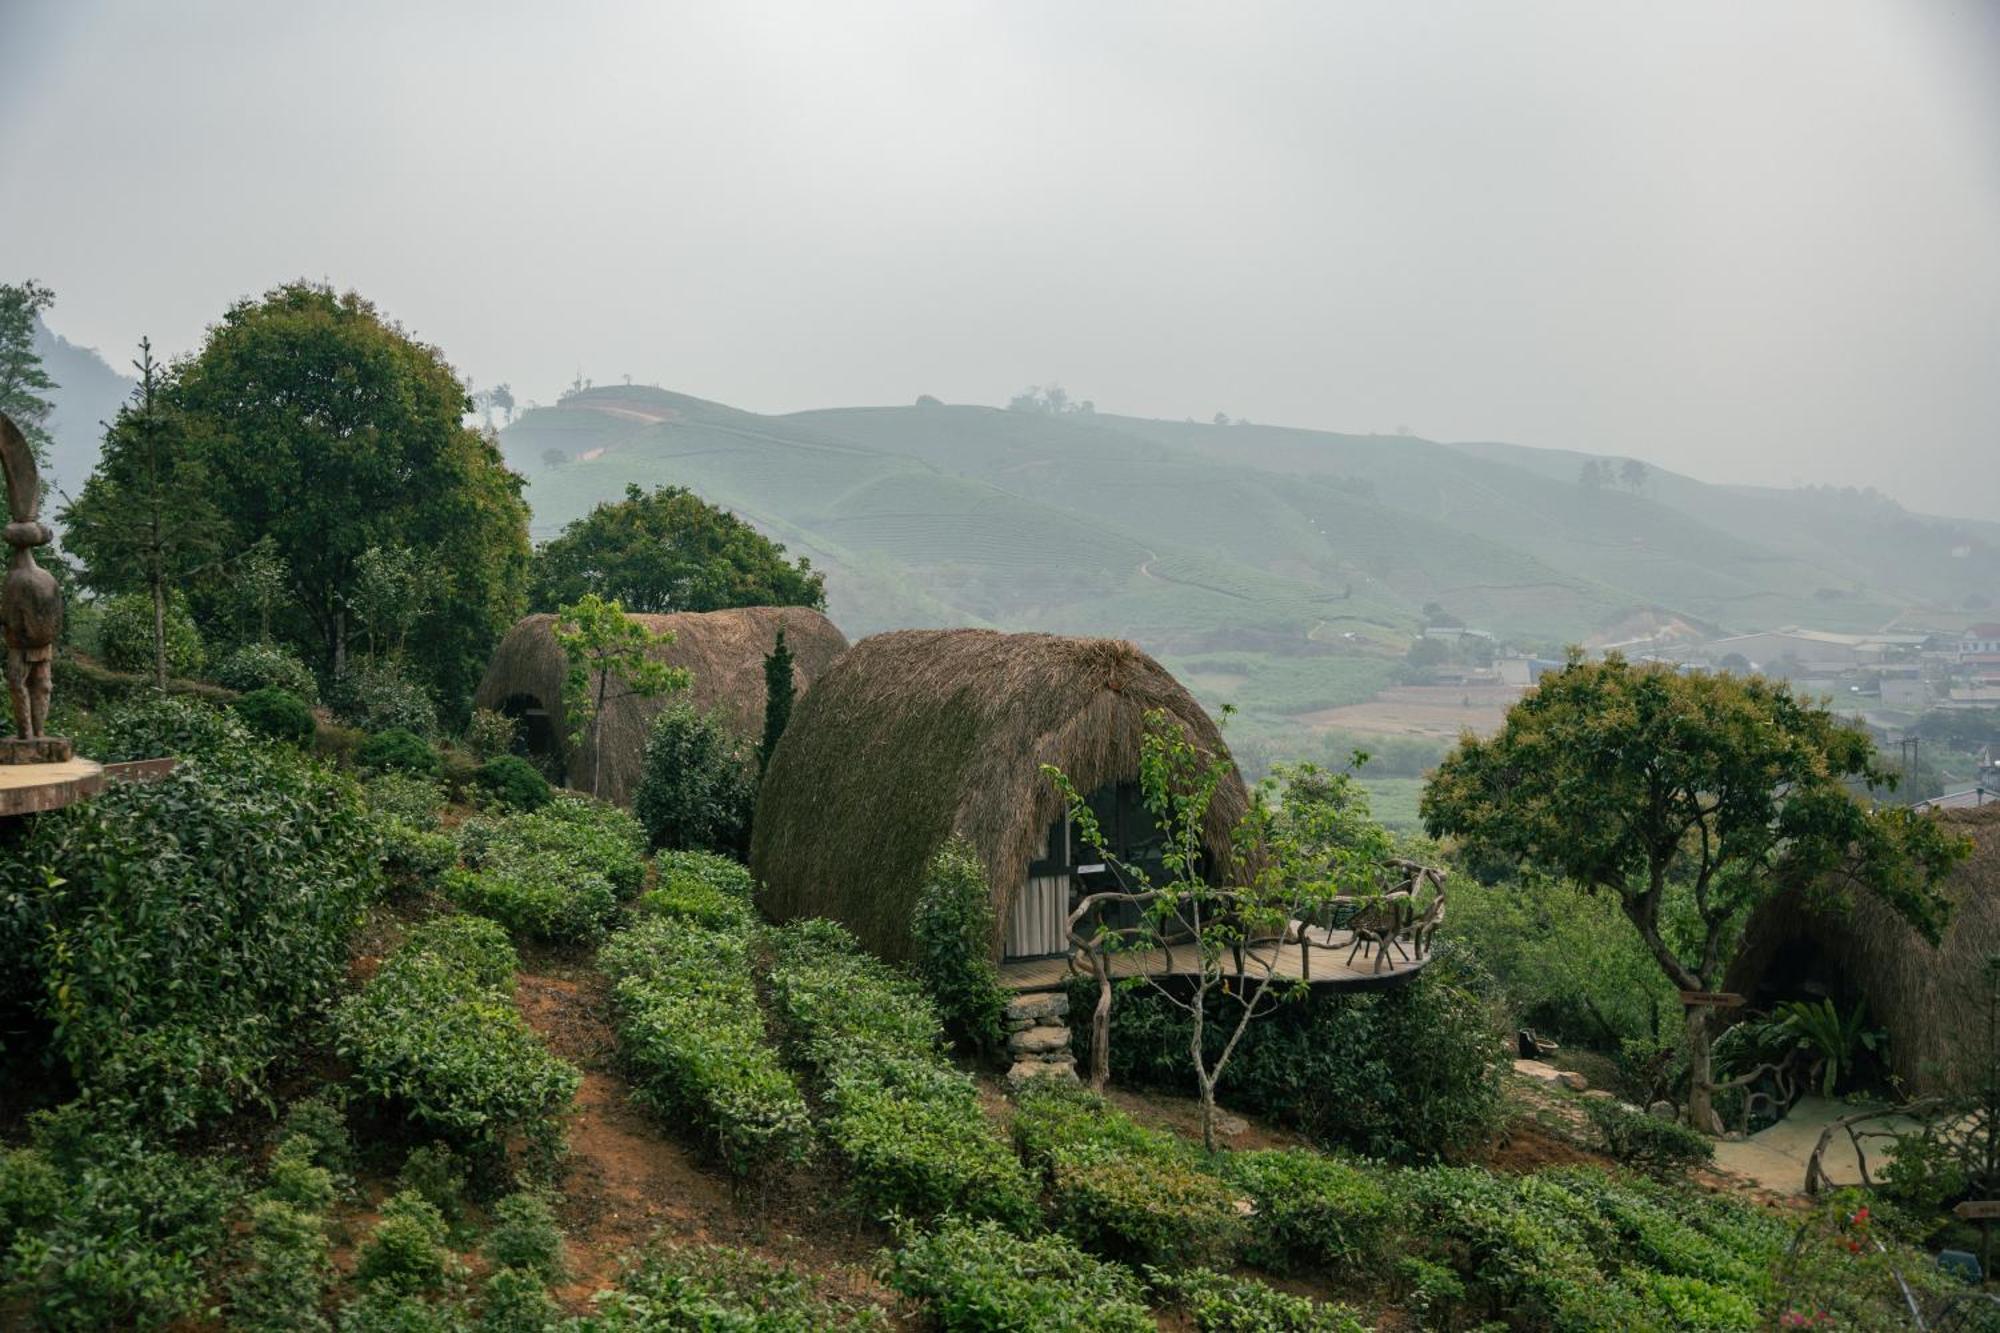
<box><xmin>500</xmin><ymin>387</ymin><xmax>1991</xmax><ymax>738</ymax></box>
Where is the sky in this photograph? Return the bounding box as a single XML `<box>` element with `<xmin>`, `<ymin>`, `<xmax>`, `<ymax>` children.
<box><xmin>3</xmin><ymin>1</ymin><xmax>1996</xmax><ymax>519</ymax></box>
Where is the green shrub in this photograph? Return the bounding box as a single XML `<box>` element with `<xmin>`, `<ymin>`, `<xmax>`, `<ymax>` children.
<box><xmin>402</xmin><ymin>914</ymin><xmax>520</xmax><ymax>990</ymax></box>
<box><xmin>1584</xmin><ymin>1098</ymin><xmax>1714</xmax><ymax>1176</ymax></box>
<box><xmin>482</xmin><ymin>1192</ymin><xmax>565</xmax><ymax>1285</ymax></box>
<box><xmin>355</xmin><ymin>1190</ymin><xmax>454</xmax><ymax>1294</ymax></box>
<box><xmin>885</xmin><ymin>1217</ymin><xmax>1152</xmax><ymax>1332</ymax></box>
<box><xmin>461</xmin><ymin>708</ymin><xmax>518</xmax><ymax>762</ymax></box>
<box><xmin>337</xmin><ymin>919</ymin><xmax>579</xmax><ymax>1157</ymax></box>
<box><xmin>447</xmin><ymin>858</ymin><xmax>618</xmax><ymax>945</ymax></box>
<box><xmin>266</xmin><ymin>1135</ymin><xmax>339</xmax><ymax>1212</ymax></box>
<box><xmin>95</xmin><ymin>690</ymin><xmax>254</xmax><ymax>762</ymax></box>
<box><xmin>910</xmin><ymin>838</ymin><xmax>1009</xmax><ymax>1059</ymax></box>
<box><xmin>638</xmin><ymin>871</ymin><xmax>756</xmax><ymax>931</ymax></box>
<box><xmin>367</xmin><ymin>773</ymin><xmax>447</xmax><ymax>830</ymax></box>
<box><xmin>96</xmin><ymin>590</ymin><xmax>204</xmax><ymax>677</ymax></box>
<box><xmin>0</xmin><ymin>714</ymin><xmax>378</xmax><ymax>1128</ymax></box>
<box><xmin>229</xmin><ymin>1197</ymin><xmax>334</xmax><ymax>1332</ymax></box>
<box><xmin>632</xmin><ymin>701</ymin><xmax>754</xmax><ymax>856</ymax></box>
<box><xmin>655</xmin><ymin>849</ymin><xmax>755</xmax><ymax>898</ymax></box>
<box><xmin>589</xmin><ymin>1243</ymin><xmax>887</xmax><ymax>1330</ymax></box>
<box><xmin>360</xmin><ymin>727</ymin><xmax>443</xmax><ymax>776</ymax></box>
<box><xmin>765</xmin><ymin>920</ymin><xmax>1035</xmax><ymax>1226</ymax></box>
<box><xmin>1222</xmin><ymin>1148</ymin><xmax>1394</xmax><ymax>1275</ymax></box>
<box><xmin>396</xmin><ymin>1144</ymin><xmax>469</xmax><ymax>1224</ymax></box>
<box><xmin>337</xmin><ymin>1288</ymin><xmax>466</xmax><ymax>1333</ymax></box>
<box><xmin>332</xmin><ymin>659</ymin><xmax>439</xmax><ymax>737</ymax></box>
<box><xmin>381</xmin><ymin>822</ymin><xmax>460</xmax><ymax>898</ymax></box>
<box><xmin>476</xmin><ymin>1266</ymin><xmax>562</xmax><ymax>1333</ymax></box>
<box><xmin>460</xmin><ymin>797</ymin><xmax>648</xmax><ymax>899</ymax></box>
<box><xmin>0</xmin><ymin>1106</ymin><xmax>239</xmax><ymax>1331</ymax></box>
<box><xmin>236</xmin><ymin>686</ymin><xmax>317</xmax><ymax>745</ymax></box>
<box><xmin>600</xmin><ymin>916</ymin><xmax>812</xmax><ymax>1175</ymax></box>
<box><xmin>281</xmin><ymin>1092</ymin><xmax>356</xmax><ymax>1177</ymax></box>
<box><xmin>1147</xmin><ymin>1268</ymin><xmax>1369</xmax><ymax>1333</ymax></box>
<box><xmin>1010</xmin><ymin>1082</ymin><xmax>1243</xmax><ymax>1271</ymax></box>
<box><xmin>474</xmin><ymin>755</ymin><xmax>551</xmax><ymax>812</ymax></box>
<box><xmin>217</xmin><ymin>641</ymin><xmax>321</xmax><ymax>702</ymax></box>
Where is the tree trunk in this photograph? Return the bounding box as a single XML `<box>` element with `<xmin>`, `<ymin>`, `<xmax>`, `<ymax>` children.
<box><xmin>332</xmin><ymin>605</ymin><xmax>347</xmax><ymax>679</ymax></box>
<box><xmin>1685</xmin><ymin>1007</ymin><xmax>1723</xmax><ymax>1134</ymax></box>
<box><xmin>1198</xmin><ymin>1075</ymin><xmax>1218</xmax><ymax>1154</ymax></box>
<box><xmin>151</xmin><ymin>574</ymin><xmax>168</xmax><ymax>692</ymax></box>
<box><xmin>1088</xmin><ymin>951</ymin><xmax>1112</xmax><ymax>1093</ymax></box>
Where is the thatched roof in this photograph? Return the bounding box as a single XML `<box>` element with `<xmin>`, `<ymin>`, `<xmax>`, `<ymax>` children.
<box><xmin>750</xmin><ymin>628</ymin><xmax>1250</xmax><ymax>963</ymax></box>
<box><xmin>471</xmin><ymin>606</ymin><xmax>848</xmax><ymax>806</ymax></box>
<box><xmin>1725</xmin><ymin>804</ymin><xmax>2000</xmax><ymax>1094</ymax></box>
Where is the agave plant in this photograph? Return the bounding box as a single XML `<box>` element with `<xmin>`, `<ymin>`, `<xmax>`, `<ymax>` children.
<box><xmin>1774</xmin><ymin>998</ymin><xmax>1884</xmax><ymax>1098</ymax></box>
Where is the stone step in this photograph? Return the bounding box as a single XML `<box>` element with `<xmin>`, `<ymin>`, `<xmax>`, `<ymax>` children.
<box><xmin>1009</xmin><ymin>1023</ymin><xmax>1071</xmax><ymax>1057</ymax></box>
<box><xmin>1005</xmin><ymin>991</ymin><xmax>1069</xmax><ymax>1024</ymax></box>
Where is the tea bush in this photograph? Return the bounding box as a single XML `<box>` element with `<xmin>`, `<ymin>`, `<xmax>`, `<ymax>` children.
<box><xmin>588</xmin><ymin>1243</ymin><xmax>888</xmax><ymax>1330</ymax></box>
<box><xmin>461</xmin><ymin>708</ymin><xmax>518</xmax><ymax>762</ymax></box>
<box><xmin>910</xmin><ymin>837</ymin><xmax>1009</xmax><ymax>1059</ymax></box>
<box><xmin>381</xmin><ymin>822</ymin><xmax>460</xmax><ymax>898</ymax></box>
<box><xmin>360</xmin><ymin>727</ymin><xmax>444</xmax><ymax>776</ymax></box>
<box><xmin>337</xmin><ymin>917</ymin><xmax>579</xmax><ymax>1157</ymax></box>
<box><xmin>397</xmin><ymin>1144</ymin><xmax>470</xmax><ymax>1225</ymax></box>
<box><xmin>332</xmin><ymin>658</ymin><xmax>439</xmax><ymax>738</ymax></box>
<box><xmin>236</xmin><ymin>686</ymin><xmax>317</xmax><ymax>745</ymax></box>
<box><xmin>460</xmin><ymin>796</ymin><xmax>648</xmax><ymax>898</ymax></box>
<box><xmin>217</xmin><ymin>641</ymin><xmax>321</xmax><ymax>702</ymax></box>
<box><xmin>1147</xmin><ymin>1268</ymin><xmax>1369</xmax><ymax>1333</ymax></box>
<box><xmin>0</xmin><ymin>701</ymin><xmax>378</xmax><ymax>1127</ymax></box>
<box><xmin>355</xmin><ymin>1190</ymin><xmax>456</xmax><ymax>1294</ymax></box>
<box><xmin>366</xmin><ymin>773</ymin><xmax>447</xmax><ymax>830</ymax></box>
<box><xmin>765</xmin><ymin>920</ymin><xmax>1036</xmax><ymax>1226</ymax></box>
<box><xmin>97</xmin><ymin>590</ymin><xmax>205</xmax><ymax>677</ymax></box>
<box><xmin>885</xmin><ymin>1217</ymin><xmax>1152</xmax><ymax>1332</ymax></box>
<box><xmin>600</xmin><ymin>916</ymin><xmax>812</xmax><ymax>1176</ymax></box>
<box><xmin>638</xmin><ymin>872</ymin><xmax>756</xmax><ymax>931</ymax></box>
<box><xmin>1221</xmin><ymin>1148</ymin><xmax>1394</xmax><ymax>1275</ymax></box>
<box><xmin>477</xmin><ymin>1266</ymin><xmax>563</xmax><ymax>1333</ymax></box>
<box><xmin>446</xmin><ymin>857</ymin><xmax>619</xmax><ymax>945</ymax></box>
<box><xmin>229</xmin><ymin>1196</ymin><xmax>335</xmax><ymax>1332</ymax></box>
<box><xmin>655</xmin><ymin>849</ymin><xmax>756</xmax><ymax>898</ymax></box>
<box><xmin>1584</xmin><ymin>1098</ymin><xmax>1714</xmax><ymax>1177</ymax></box>
<box><xmin>1010</xmin><ymin>1082</ymin><xmax>1243</xmax><ymax>1271</ymax></box>
<box><xmin>473</xmin><ymin>755</ymin><xmax>551</xmax><ymax>812</ymax></box>
<box><xmin>632</xmin><ymin>701</ymin><xmax>755</xmax><ymax>856</ymax></box>
<box><xmin>336</xmin><ymin>1287</ymin><xmax>465</xmax><ymax>1333</ymax></box>
<box><xmin>94</xmin><ymin>689</ymin><xmax>257</xmax><ymax>761</ymax></box>
<box><xmin>482</xmin><ymin>1192</ymin><xmax>565</xmax><ymax>1285</ymax></box>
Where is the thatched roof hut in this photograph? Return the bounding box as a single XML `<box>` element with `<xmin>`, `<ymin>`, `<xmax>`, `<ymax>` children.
<box><xmin>751</xmin><ymin>628</ymin><xmax>1250</xmax><ymax>964</ymax></box>
<box><xmin>472</xmin><ymin>606</ymin><xmax>848</xmax><ymax>806</ymax></box>
<box><xmin>1724</xmin><ymin>803</ymin><xmax>2000</xmax><ymax>1095</ymax></box>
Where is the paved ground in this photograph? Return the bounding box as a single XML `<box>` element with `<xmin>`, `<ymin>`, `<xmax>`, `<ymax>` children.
<box><xmin>1711</xmin><ymin>1095</ymin><xmax>1916</xmax><ymax>1195</ymax></box>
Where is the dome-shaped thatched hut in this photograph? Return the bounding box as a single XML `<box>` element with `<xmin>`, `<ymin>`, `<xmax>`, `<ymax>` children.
<box><xmin>1724</xmin><ymin>803</ymin><xmax>2000</xmax><ymax>1095</ymax></box>
<box><xmin>751</xmin><ymin>628</ymin><xmax>1249</xmax><ymax>964</ymax></box>
<box><xmin>472</xmin><ymin>606</ymin><xmax>848</xmax><ymax>806</ymax></box>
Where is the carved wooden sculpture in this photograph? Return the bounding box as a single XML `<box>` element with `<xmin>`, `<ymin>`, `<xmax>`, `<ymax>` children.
<box><xmin>0</xmin><ymin>412</ymin><xmax>63</xmax><ymax>751</ymax></box>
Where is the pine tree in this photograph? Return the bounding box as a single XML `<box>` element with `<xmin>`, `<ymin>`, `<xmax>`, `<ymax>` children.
<box><xmin>759</xmin><ymin>628</ymin><xmax>795</xmax><ymax>774</ymax></box>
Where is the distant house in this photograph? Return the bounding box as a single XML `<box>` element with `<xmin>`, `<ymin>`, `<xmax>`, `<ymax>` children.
<box><xmin>1963</xmin><ymin>623</ymin><xmax>2000</xmax><ymax>667</ymax></box>
<box><xmin>1696</xmin><ymin>628</ymin><xmax>1926</xmax><ymax>675</ymax></box>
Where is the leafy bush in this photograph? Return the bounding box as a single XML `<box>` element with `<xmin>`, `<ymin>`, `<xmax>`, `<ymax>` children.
<box><xmin>360</xmin><ymin>727</ymin><xmax>444</xmax><ymax>776</ymax></box>
<box><xmin>1010</xmin><ymin>1082</ymin><xmax>1243</xmax><ymax>1270</ymax></box>
<box><xmin>367</xmin><ymin>773</ymin><xmax>447</xmax><ymax>829</ymax></box>
<box><xmin>461</xmin><ymin>708</ymin><xmax>519</xmax><ymax>762</ymax></box>
<box><xmin>600</xmin><ymin>916</ymin><xmax>812</xmax><ymax>1175</ymax></box>
<box><xmin>0</xmin><ymin>1106</ymin><xmax>239</xmax><ymax>1331</ymax></box>
<box><xmin>0</xmin><ymin>709</ymin><xmax>378</xmax><ymax>1127</ymax></box>
<box><xmin>632</xmin><ymin>701</ymin><xmax>754</xmax><ymax>856</ymax></box>
<box><xmin>639</xmin><ymin>872</ymin><xmax>756</xmax><ymax>931</ymax></box>
<box><xmin>1091</xmin><ymin>941</ymin><xmax>1505</xmax><ymax>1162</ymax></box>
<box><xmin>396</xmin><ymin>1144</ymin><xmax>470</xmax><ymax>1224</ymax></box>
<box><xmin>94</xmin><ymin>689</ymin><xmax>255</xmax><ymax>762</ymax></box>
<box><xmin>656</xmin><ymin>849</ymin><xmax>756</xmax><ymax>898</ymax></box>
<box><xmin>446</xmin><ymin>857</ymin><xmax>618</xmax><ymax>945</ymax></box>
<box><xmin>381</xmin><ymin>822</ymin><xmax>460</xmax><ymax>898</ymax></box>
<box><xmin>337</xmin><ymin>1288</ymin><xmax>465</xmax><ymax>1333</ymax></box>
<box><xmin>217</xmin><ymin>640</ymin><xmax>321</xmax><ymax>702</ymax></box>
<box><xmin>229</xmin><ymin>1195</ymin><xmax>334</xmax><ymax>1332</ymax></box>
<box><xmin>282</xmin><ymin>1092</ymin><xmax>357</xmax><ymax>1177</ymax></box>
<box><xmin>766</xmin><ymin>920</ymin><xmax>1036</xmax><ymax>1226</ymax></box>
<box><xmin>885</xmin><ymin>1217</ymin><xmax>1152</xmax><ymax>1332</ymax></box>
<box><xmin>266</xmin><ymin>1134</ymin><xmax>339</xmax><ymax>1212</ymax></box>
<box><xmin>474</xmin><ymin>755</ymin><xmax>551</xmax><ymax>811</ymax></box>
<box><xmin>332</xmin><ymin>658</ymin><xmax>439</xmax><ymax>737</ymax></box>
<box><xmin>337</xmin><ymin>918</ymin><xmax>579</xmax><ymax>1157</ymax></box>
<box><xmin>355</xmin><ymin>1190</ymin><xmax>455</xmax><ymax>1294</ymax></box>
<box><xmin>96</xmin><ymin>590</ymin><xmax>204</xmax><ymax>676</ymax></box>
<box><xmin>477</xmin><ymin>1266</ymin><xmax>562</xmax><ymax>1332</ymax></box>
<box><xmin>1222</xmin><ymin>1148</ymin><xmax>1394</xmax><ymax>1275</ymax></box>
<box><xmin>460</xmin><ymin>796</ymin><xmax>648</xmax><ymax>898</ymax></box>
<box><xmin>1584</xmin><ymin>1098</ymin><xmax>1714</xmax><ymax>1176</ymax></box>
<box><xmin>589</xmin><ymin>1243</ymin><xmax>887</xmax><ymax>1330</ymax></box>
<box><xmin>1148</xmin><ymin>1268</ymin><xmax>1369</xmax><ymax>1333</ymax></box>
<box><xmin>236</xmin><ymin>686</ymin><xmax>317</xmax><ymax>744</ymax></box>
<box><xmin>910</xmin><ymin>837</ymin><xmax>1009</xmax><ymax>1059</ymax></box>
<box><xmin>482</xmin><ymin>1192</ymin><xmax>565</xmax><ymax>1285</ymax></box>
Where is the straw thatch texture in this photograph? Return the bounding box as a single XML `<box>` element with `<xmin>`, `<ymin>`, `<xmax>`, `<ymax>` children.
<box><xmin>1724</xmin><ymin>804</ymin><xmax>2000</xmax><ymax>1094</ymax></box>
<box><xmin>750</xmin><ymin>628</ymin><xmax>1250</xmax><ymax>963</ymax></box>
<box><xmin>471</xmin><ymin>606</ymin><xmax>848</xmax><ymax>806</ymax></box>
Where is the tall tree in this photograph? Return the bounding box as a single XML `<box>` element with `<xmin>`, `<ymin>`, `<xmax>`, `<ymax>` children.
<box><xmin>529</xmin><ymin>483</ymin><xmax>824</xmax><ymax>615</ymax></box>
<box><xmin>758</xmin><ymin>626</ymin><xmax>795</xmax><ymax>774</ymax></box>
<box><xmin>1421</xmin><ymin>654</ymin><xmax>1970</xmax><ymax>1131</ymax></box>
<box><xmin>154</xmin><ymin>282</ymin><xmax>530</xmax><ymax>717</ymax></box>
<box><xmin>0</xmin><ymin>281</ymin><xmax>57</xmax><ymax>467</ymax></box>
<box><xmin>59</xmin><ymin>339</ymin><xmax>223</xmax><ymax>690</ymax></box>
<box><xmin>552</xmin><ymin>594</ymin><xmax>690</xmax><ymax>799</ymax></box>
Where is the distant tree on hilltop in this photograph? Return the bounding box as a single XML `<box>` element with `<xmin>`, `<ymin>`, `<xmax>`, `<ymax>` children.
<box><xmin>1007</xmin><ymin>384</ymin><xmax>1092</xmax><ymax>416</ymax></box>
<box><xmin>1620</xmin><ymin>458</ymin><xmax>1650</xmax><ymax>492</ymax></box>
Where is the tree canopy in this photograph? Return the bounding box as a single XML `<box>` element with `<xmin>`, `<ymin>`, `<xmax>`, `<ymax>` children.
<box><xmin>530</xmin><ymin>483</ymin><xmax>824</xmax><ymax>616</ymax></box>
<box><xmin>0</xmin><ymin>280</ymin><xmax>57</xmax><ymax>465</ymax></box>
<box><xmin>1421</xmin><ymin>653</ymin><xmax>1969</xmax><ymax>1130</ymax></box>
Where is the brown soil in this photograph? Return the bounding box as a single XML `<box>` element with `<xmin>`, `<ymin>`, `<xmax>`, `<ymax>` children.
<box><xmin>1476</xmin><ymin>1114</ymin><xmax>1614</xmax><ymax>1173</ymax></box>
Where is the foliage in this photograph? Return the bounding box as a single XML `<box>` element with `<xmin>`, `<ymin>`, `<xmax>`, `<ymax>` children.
<box><xmin>1147</xmin><ymin>1268</ymin><xmax>1368</xmax><ymax>1333</ymax></box>
<box><xmin>154</xmin><ymin>281</ymin><xmax>532</xmax><ymax>721</ymax></box>
<box><xmin>282</xmin><ymin>1091</ymin><xmax>358</xmax><ymax>1177</ymax></box>
<box><xmin>1422</xmin><ymin>653</ymin><xmax>1972</xmax><ymax>1130</ymax></box>
<box><xmin>765</xmin><ymin>920</ymin><xmax>1037</xmax><ymax>1225</ymax></box>
<box><xmin>476</xmin><ymin>1266</ymin><xmax>562</xmax><ymax>1333</ymax></box>
<box><xmin>380</xmin><ymin>822</ymin><xmax>460</xmax><ymax>898</ymax></box>
<box><xmin>529</xmin><ymin>482</ymin><xmax>825</xmax><ymax>616</ymax></box>
<box><xmin>599</xmin><ymin>915</ymin><xmax>813</xmax><ymax>1175</ymax></box>
<box><xmin>217</xmin><ymin>640</ymin><xmax>321</xmax><ymax>702</ymax></box>
<box><xmin>1221</xmin><ymin>1148</ymin><xmax>1394</xmax><ymax>1275</ymax></box>
<box><xmin>333</xmin><ymin>658</ymin><xmax>441</xmax><ymax>737</ymax></box>
<box><xmin>759</xmin><ymin>626</ymin><xmax>795</xmax><ymax>772</ymax></box>
<box><xmin>639</xmin><ymin>876</ymin><xmax>755</xmax><ymax>932</ymax></box>
<box><xmin>1010</xmin><ymin>1082</ymin><xmax>1244</xmax><ymax>1270</ymax></box>
<box><xmin>396</xmin><ymin>1144</ymin><xmax>469</xmax><ymax>1224</ymax></box>
<box><xmin>587</xmin><ymin>1242</ymin><xmax>886</xmax><ymax>1330</ymax></box>
<box><xmin>447</xmin><ymin>857</ymin><xmax>617</xmax><ymax>945</ymax></box>
<box><xmin>461</xmin><ymin>708</ymin><xmax>519</xmax><ymax>762</ymax></box>
<box><xmin>95</xmin><ymin>589</ymin><xmax>205</xmax><ymax>677</ymax></box>
<box><xmin>236</xmin><ymin>686</ymin><xmax>317</xmax><ymax>745</ymax></box>
<box><xmin>1583</xmin><ymin>1098</ymin><xmax>1715</xmax><ymax>1176</ymax></box>
<box><xmin>348</xmin><ymin>543</ymin><xmax>435</xmax><ymax>662</ymax></box>
<box><xmin>1771</xmin><ymin>998</ymin><xmax>1884</xmax><ymax>1098</ymax></box>
<box><xmin>633</xmin><ymin>700</ymin><xmax>754</xmax><ymax>856</ymax></box>
<box><xmin>909</xmin><ymin>837</ymin><xmax>1009</xmax><ymax>1059</ymax></box>
<box><xmin>553</xmin><ymin>594</ymin><xmax>689</xmax><ymax>800</ymax></box>
<box><xmin>229</xmin><ymin>1196</ymin><xmax>334</xmax><ymax>1332</ymax></box>
<box><xmin>0</xmin><ymin>278</ymin><xmax>56</xmax><ymax>462</ymax></box>
<box><xmin>338</xmin><ymin>1288</ymin><xmax>467</xmax><ymax>1333</ymax></box>
<box><xmin>884</xmin><ymin>1217</ymin><xmax>1152</xmax><ymax>1332</ymax></box>
<box><xmin>367</xmin><ymin>773</ymin><xmax>447</xmax><ymax>830</ymax></box>
<box><xmin>355</xmin><ymin>1190</ymin><xmax>455</xmax><ymax>1295</ymax></box>
<box><xmin>360</xmin><ymin>727</ymin><xmax>444</xmax><ymax>776</ymax></box>
<box><xmin>0</xmin><ymin>1105</ymin><xmax>239</xmax><ymax>1331</ymax></box>
<box><xmin>656</xmin><ymin>849</ymin><xmax>756</xmax><ymax>897</ymax></box>
<box><xmin>482</xmin><ymin>1192</ymin><xmax>565</xmax><ymax>1285</ymax></box>
<box><xmin>474</xmin><ymin>755</ymin><xmax>552</xmax><ymax>812</ymax></box>
<box><xmin>459</xmin><ymin>796</ymin><xmax>648</xmax><ymax>898</ymax></box>
<box><xmin>336</xmin><ymin>917</ymin><xmax>579</xmax><ymax>1157</ymax></box>
<box><xmin>0</xmin><ymin>707</ymin><xmax>378</xmax><ymax>1127</ymax></box>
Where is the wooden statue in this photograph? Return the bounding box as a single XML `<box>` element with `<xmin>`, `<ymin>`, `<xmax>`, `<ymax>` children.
<box><xmin>0</xmin><ymin>412</ymin><xmax>64</xmax><ymax>757</ymax></box>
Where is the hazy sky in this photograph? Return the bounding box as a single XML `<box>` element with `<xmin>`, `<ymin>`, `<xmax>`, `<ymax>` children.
<box><xmin>4</xmin><ymin>1</ymin><xmax>1996</xmax><ymax>518</ymax></box>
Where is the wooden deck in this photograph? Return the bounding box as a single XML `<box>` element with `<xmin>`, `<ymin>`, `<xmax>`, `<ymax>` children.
<box><xmin>998</xmin><ymin>927</ymin><xmax>1432</xmax><ymax>993</ymax></box>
